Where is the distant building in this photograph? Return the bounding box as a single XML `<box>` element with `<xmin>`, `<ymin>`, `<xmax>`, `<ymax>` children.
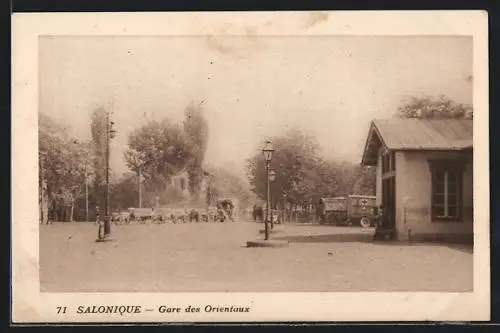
<box><xmin>169</xmin><ymin>168</ymin><xmax>212</xmax><ymax>202</ymax></box>
<box><xmin>361</xmin><ymin>118</ymin><xmax>473</xmax><ymax>242</ymax></box>
<box><xmin>170</xmin><ymin>168</ymin><xmax>190</xmax><ymax>197</ymax></box>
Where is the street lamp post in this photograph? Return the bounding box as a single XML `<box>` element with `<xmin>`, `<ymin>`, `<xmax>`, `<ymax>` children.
<box><xmin>246</xmin><ymin>139</ymin><xmax>289</xmax><ymax>248</ymax></box>
<box><xmin>269</xmin><ymin>169</ymin><xmax>276</xmax><ymax>229</ymax></box>
<box><xmin>262</xmin><ymin>140</ymin><xmax>274</xmax><ymax>241</ymax></box>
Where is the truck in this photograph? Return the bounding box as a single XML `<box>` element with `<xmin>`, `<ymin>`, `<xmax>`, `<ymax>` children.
<box><xmin>316</xmin><ymin>195</ymin><xmax>377</xmax><ymax>228</ymax></box>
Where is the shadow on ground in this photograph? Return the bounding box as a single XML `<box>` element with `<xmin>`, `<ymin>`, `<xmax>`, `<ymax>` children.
<box><xmin>273</xmin><ymin>233</ymin><xmax>473</xmax><ymax>254</ymax></box>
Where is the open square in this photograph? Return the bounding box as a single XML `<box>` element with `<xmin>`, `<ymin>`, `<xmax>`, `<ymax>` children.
<box><xmin>40</xmin><ymin>221</ymin><xmax>473</xmax><ymax>292</ymax></box>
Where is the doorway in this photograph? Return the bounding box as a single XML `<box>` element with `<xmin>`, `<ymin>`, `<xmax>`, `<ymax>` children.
<box><xmin>381</xmin><ymin>151</ymin><xmax>396</xmax><ymax>229</ymax></box>
<box><xmin>382</xmin><ymin>177</ymin><xmax>396</xmax><ymax>228</ymax></box>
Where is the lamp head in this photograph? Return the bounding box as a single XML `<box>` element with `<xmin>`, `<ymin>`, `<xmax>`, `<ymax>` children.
<box><xmin>262</xmin><ymin>140</ymin><xmax>274</xmax><ymax>162</ymax></box>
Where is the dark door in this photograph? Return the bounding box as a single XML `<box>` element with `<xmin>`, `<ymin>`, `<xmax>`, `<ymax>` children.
<box><xmin>382</xmin><ymin>176</ymin><xmax>396</xmax><ymax>228</ymax></box>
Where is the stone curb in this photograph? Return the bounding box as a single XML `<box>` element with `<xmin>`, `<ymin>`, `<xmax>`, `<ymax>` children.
<box><xmin>246</xmin><ymin>240</ymin><xmax>289</xmax><ymax>248</ymax></box>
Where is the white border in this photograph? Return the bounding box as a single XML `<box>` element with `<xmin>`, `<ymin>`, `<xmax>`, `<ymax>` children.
<box><xmin>11</xmin><ymin>11</ymin><xmax>490</xmax><ymax>322</ymax></box>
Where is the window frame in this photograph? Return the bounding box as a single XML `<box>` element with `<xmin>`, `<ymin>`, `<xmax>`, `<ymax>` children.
<box><xmin>428</xmin><ymin>159</ymin><xmax>466</xmax><ymax>222</ymax></box>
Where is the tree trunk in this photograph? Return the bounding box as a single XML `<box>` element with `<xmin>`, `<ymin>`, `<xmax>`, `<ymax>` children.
<box><xmin>57</xmin><ymin>205</ymin><xmax>62</xmax><ymax>222</ymax></box>
<box><xmin>39</xmin><ymin>180</ymin><xmax>49</xmax><ymax>224</ymax></box>
<box><xmin>70</xmin><ymin>203</ymin><xmax>74</xmax><ymax>222</ymax></box>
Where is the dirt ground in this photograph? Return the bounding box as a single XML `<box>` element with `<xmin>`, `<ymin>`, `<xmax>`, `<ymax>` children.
<box><xmin>39</xmin><ymin>221</ymin><xmax>473</xmax><ymax>292</ymax></box>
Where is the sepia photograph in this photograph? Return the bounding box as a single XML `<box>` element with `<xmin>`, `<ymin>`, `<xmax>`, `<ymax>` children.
<box><xmin>12</xmin><ymin>11</ymin><xmax>489</xmax><ymax>322</ymax></box>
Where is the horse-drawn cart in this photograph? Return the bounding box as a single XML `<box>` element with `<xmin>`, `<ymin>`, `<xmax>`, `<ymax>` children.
<box><xmin>216</xmin><ymin>198</ymin><xmax>237</xmax><ymax>222</ymax></box>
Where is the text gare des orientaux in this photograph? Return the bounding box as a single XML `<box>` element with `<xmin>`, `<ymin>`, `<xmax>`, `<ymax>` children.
<box><xmin>73</xmin><ymin>305</ymin><xmax>251</xmax><ymax>315</ymax></box>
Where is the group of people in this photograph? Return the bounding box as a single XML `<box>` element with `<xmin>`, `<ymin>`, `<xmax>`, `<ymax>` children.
<box><xmin>251</xmin><ymin>205</ymin><xmax>281</xmax><ymax>224</ymax></box>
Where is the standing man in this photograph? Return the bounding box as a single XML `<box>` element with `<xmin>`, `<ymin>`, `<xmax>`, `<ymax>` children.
<box><xmin>96</xmin><ymin>204</ymin><xmax>104</xmax><ymax>240</ymax></box>
<box><xmin>95</xmin><ymin>205</ymin><xmax>100</xmax><ymax>225</ymax></box>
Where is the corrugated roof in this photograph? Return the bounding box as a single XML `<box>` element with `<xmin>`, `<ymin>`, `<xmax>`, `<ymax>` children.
<box><xmin>373</xmin><ymin>118</ymin><xmax>473</xmax><ymax>150</ymax></box>
<box><xmin>320</xmin><ymin>197</ymin><xmax>347</xmax><ymax>211</ymax></box>
<box><xmin>361</xmin><ymin>118</ymin><xmax>473</xmax><ymax>166</ymax></box>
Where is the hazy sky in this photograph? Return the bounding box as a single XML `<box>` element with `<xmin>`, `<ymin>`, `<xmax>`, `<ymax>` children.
<box><xmin>39</xmin><ymin>35</ymin><xmax>472</xmax><ymax>176</ymax></box>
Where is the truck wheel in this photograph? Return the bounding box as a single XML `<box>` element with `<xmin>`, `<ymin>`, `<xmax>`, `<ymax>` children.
<box><xmin>360</xmin><ymin>216</ymin><xmax>371</xmax><ymax>228</ymax></box>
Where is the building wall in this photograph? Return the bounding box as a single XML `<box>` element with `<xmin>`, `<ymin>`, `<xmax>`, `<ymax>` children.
<box><xmin>394</xmin><ymin>150</ymin><xmax>473</xmax><ymax>242</ymax></box>
<box><xmin>170</xmin><ymin>171</ymin><xmax>190</xmax><ymax>197</ymax></box>
<box><xmin>169</xmin><ymin>171</ymin><xmax>212</xmax><ymax>203</ymax></box>
<box><xmin>394</xmin><ymin>151</ymin><xmax>406</xmax><ymax>234</ymax></box>
<box><xmin>375</xmin><ymin>152</ymin><xmax>382</xmax><ymax>207</ymax></box>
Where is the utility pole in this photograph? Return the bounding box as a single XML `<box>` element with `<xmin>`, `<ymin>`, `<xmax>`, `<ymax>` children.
<box><xmin>98</xmin><ymin>109</ymin><xmax>116</xmax><ymax>241</ymax></box>
<box><xmin>138</xmin><ymin>165</ymin><xmax>142</xmax><ymax>208</ymax></box>
<box><xmin>103</xmin><ymin>110</ymin><xmax>111</xmax><ymax>237</ymax></box>
<box><xmin>85</xmin><ymin>165</ymin><xmax>89</xmax><ymax>222</ymax></box>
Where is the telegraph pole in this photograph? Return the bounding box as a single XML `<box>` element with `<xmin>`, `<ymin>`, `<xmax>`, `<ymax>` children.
<box><xmin>138</xmin><ymin>166</ymin><xmax>142</xmax><ymax>208</ymax></box>
<box><xmin>85</xmin><ymin>166</ymin><xmax>89</xmax><ymax>221</ymax></box>
<box><xmin>103</xmin><ymin>111</ymin><xmax>111</xmax><ymax>237</ymax></box>
<box><xmin>97</xmin><ymin>109</ymin><xmax>116</xmax><ymax>241</ymax></box>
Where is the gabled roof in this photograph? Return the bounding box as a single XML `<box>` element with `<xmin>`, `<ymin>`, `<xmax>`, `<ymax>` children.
<box><xmin>361</xmin><ymin>118</ymin><xmax>473</xmax><ymax>166</ymax></box>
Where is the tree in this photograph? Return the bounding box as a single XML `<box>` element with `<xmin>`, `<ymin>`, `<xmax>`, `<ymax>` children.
<box><xmin>90</xmin><ymin>107</ymin><xmax>108</xmax><ymax>211</ymax></box>
<box><xmin>109</xmin><ymin>172</ymin><xmax>138</xmax><ymax>211</ymax></box>
<box><xmin>205</xmin><ymin>166</ymin><xmax>257</xmax><ymax>209</ymax></box>
<box><xmin>39</xmin><ymin>113</ymin><xmax>93</xmax><ymax>222</ymax></box>
<box><xmin>90</xmin><ymin>108</ymin><xmax>108</xmax><ymax>184</ymax></box>
<box><xmin>350</xmin><ymin>165</ymin><xmax>376</xmax><ymax>195</ymax></box>
<box><xmin>245</xmin><ymin>127</ymin><xmax>377</xmax><ymax>212</ymax></box>
<box><xmin>246</xmin><ymin>127</ymin><xmax>325</xmax><ymax>208</ymax></box>
<box><xmin>183</xmin><ymin>102</ymin><xmax>209</xmax><ymax>197</ymax></box>
<box><xmin>397</xmin><ymin>95</ymin><xmax>473</xmax><ymax>119</ymax></box>
<box><xmin>39</xmin><ymin>113</ymin><xmax>68</xmax><ymax>223</ymax></box>
<box><xmin>123</xmin><ymin>118</ymin><xmax>192</xmax><ymax>200</ymax></box>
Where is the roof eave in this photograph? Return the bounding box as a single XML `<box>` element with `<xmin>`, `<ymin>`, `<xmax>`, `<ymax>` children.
<box><xmin>361</xmin><ymin>121</ymin><xmax>388</xmax><ymax>166</ymax></box>
<box><xmin>360</xmin><ymin>121</ymin><xmax>376</xmax><ymax>166</ymax></box>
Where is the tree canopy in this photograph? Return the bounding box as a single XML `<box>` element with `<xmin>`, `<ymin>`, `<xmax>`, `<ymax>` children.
<box><xmin>123</xmin><ymin>102</ymin><xmax>210</xmax><ymax>205</ymax></box>
<box><xmin>205</xmin><ymin>166</ymin><xmax>258</xmax><ymax>209</ymax></box>
<box><xmin>39</xmin><ymin>113</ymin><xmax>94</xmax><ymax>222</ymax></box>
<box><xmin>90</xmin><ymin>107</ymin><xmax>108</xmax><ymax>187</ymax></box>
<box><xmin>183</xmin><ymin>102</ymin><xmax>209</xmax><ymax>197</ymax></box>
<box><xmin>397</xmin><ymin>95</ymin><xmax>473</xmax><ymax>119</ymax></box>
<box><xmin>245</xmin><ymin>127</ymin><xmax>375</xmax><ymax>208</ymax></box>
<box><xmin>124</xmin><ymin>118</ymin><xmax>191</xmax><ymax>194</ymax></box>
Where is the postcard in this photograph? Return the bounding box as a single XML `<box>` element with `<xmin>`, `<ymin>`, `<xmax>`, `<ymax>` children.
<box><xmin>11</xmin><ymin>10</ymin><xmax>489</xmax><ymax>323</ymax></box>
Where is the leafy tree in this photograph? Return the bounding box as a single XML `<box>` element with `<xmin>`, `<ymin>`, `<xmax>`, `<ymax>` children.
<box><xmin>123</xmin><ymin>102</ymin><xmax>211</xmax><ymax>206</ymax></box>
<box><xmin>246</xmin><ymin>128</ymin><xmax>324</xmax><ymax>208</ymax></box>
<box><xmin>205</xmin><ymin>166</ymin><xmax>257</xmax><ymax>209</ymax></box>
<box><xmin>90</xmin><ymin>108</ymin><xmax>108</xmax><ymax>185</ymax></box>
<box><xmin>245</xmin><ymin>127</ymin><xmax>377</xmax><ymax>211</ymax></box>
<box><xmin>39</xmin><ymin>113</ymin><xmax>93</xmax><ymax>222</ymax></box>
<box><xmin>397</xmin><ymin>95</ymin><xmax>473</xmax><ymax>119</ymax></box>
<box><xmin>123</xmin><ymin>118</ymin><xmax>192</xmax><ymax>199</ymax></box>
<box><xmin>183</xmin><ymin>102</ymin><xmax>209</xmax><ymax>197</ymax></box>
<box><xmin>90</xmin><ymin>107</ymin><xmax>109</xmax><ymax>211</ymax></box>
<box><xmin>109</xmin><ymin>172</ymin><xmax>138</xmax><ymax>211</ymax></box>
<box><xmin>350</xmin><ymin>165</ymin><xmax>376</xmax><ymax>195</ymax></box>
